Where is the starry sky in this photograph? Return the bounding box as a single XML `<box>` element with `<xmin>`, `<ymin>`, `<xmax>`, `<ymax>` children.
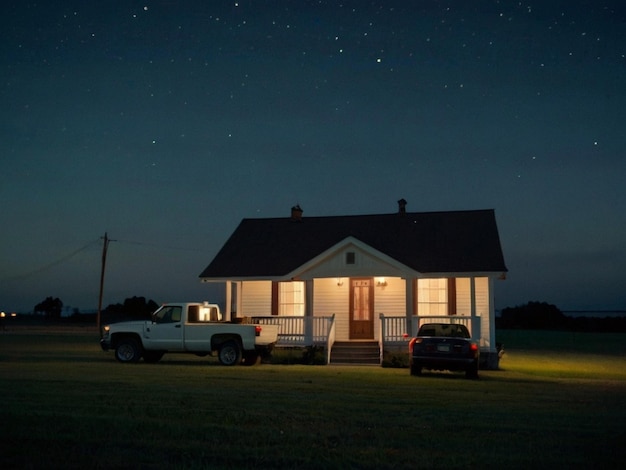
<box><xmin>1</xmin><ymin>1</ymin><xmax>625</xmax><ymax>314</ymax></box>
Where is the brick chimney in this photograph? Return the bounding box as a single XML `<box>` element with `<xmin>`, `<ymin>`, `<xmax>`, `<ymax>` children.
<box><xmin>397</xmin><ymin>198</ymin><xmax>407</xmax><ymax>214</ymax></box>
<box><xmin>291</xmin><ymin>204</ymin><xmax>303</xmax><ymax>221</ymax></box>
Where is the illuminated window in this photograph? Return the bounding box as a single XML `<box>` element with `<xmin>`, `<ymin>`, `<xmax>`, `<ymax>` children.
<box><xmin>278</xmin><ymin>281</ymin><xmax>305</xmax><ymax>316</ymax></box>
<box><xmin>417</xmin><ymin>278</ymin><xmax>448</xmax><ymax>316</ymax></box>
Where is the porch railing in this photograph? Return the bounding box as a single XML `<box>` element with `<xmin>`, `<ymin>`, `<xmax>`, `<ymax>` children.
<box><xmin>251</xmin><ymin>314</ymin><xmax>480</xmax><ymax>364</ymax></box>
<box><xmin>250</xmin><ymin>315</ymin><xmax>335</xmax><ymax>347</ymax></box>
<box><xmin>379</xmin><ymin>314</ymin><xmax>409</xmax><ymax>343</ymax></box>
<box><xmin>412</xmin><ymin>315</ymin><xmax>481</xmax><ymax>342</ymax></box>
<box><xmin>378</xmin><ymin>314</ymin><xmax>481</xmax><ymax>344</ymax></box>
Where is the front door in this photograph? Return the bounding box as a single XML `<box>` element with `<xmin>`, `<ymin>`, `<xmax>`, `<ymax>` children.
<box><xmin>350</xmin><ymin>278</ymin><xmax>374</xmax><ymax>339</ymax></box>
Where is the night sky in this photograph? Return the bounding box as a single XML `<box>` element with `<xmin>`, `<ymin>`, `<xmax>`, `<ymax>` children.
<box><xmin>2</xmin><ymin>1</ymin><xmax>625</xmax><ymax>314</ymax></box>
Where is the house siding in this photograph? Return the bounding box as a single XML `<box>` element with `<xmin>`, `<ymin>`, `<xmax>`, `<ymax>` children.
<box><xmin>372</xmin><ymin>277</ymin><xmax>407</xmax><ymax>339</ymax></box>
<box><xmin>313</xmin><ymin>278</ymin><xmax>348</xmax><ymax>317</ymax></box>
<box><xmin>312</xmin><ymin>276</ymin><xmax>407</xmax><ymax>341</ymax></box>
<box><xmin>373</xmin><ymin>277</ymin><xmax>406</xmax><ymax>317</ymax></box>
<box><xmin>239</xmin><ymin>276</ymin><xmax>495</xmax><ymax>347</ymax></box>
<box><xmin>313</xmin><ymin>278</ymin><xmax>350</xmax><ymax>340</ymax></box>
<box><xmin>455</xmin><ymin>277</ymin><xmax>471</xmax><ymax>315</ymax></box>
<box><xmin>241</xmin><ymin>280</ymin><xmax>272</xmax><ymax>317</ymax></box>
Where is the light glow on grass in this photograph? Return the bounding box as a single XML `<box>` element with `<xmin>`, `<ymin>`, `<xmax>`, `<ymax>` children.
<box><xmin>0</xmin><ymin>329</ymin><xmax>625</xmax><ymax>468</ymax></box>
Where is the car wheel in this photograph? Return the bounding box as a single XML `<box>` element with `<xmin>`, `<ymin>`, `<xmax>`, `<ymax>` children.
<box><xmin>410</xmin><ymin>363</ymin><xmax>422</xmax><ymax>376</ymax></box>
<box><xmin>465</xmin><ymin>361</ymin><xmax>479</xmax><ymax>379</ymax></box>
<box><xmin>115</xmin><ymin>338</ymin><xmax>142</xmax><ymax>363</ymax></box>
<box><xmin>218</xmin><ymin>341</ymin><xmax>242</xmax><ymax>366</ymax></box>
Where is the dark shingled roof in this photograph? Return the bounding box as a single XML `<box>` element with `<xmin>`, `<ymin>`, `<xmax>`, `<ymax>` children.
<box><xmin>199</xmin><ymin>209</ymin><xmax>507</xmax><ymax>278</ymax></box>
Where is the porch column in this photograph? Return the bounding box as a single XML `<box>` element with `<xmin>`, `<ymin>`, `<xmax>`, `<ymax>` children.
<box><xmin>225</xmin><ymin>281</ymin><xmax>232</xmax><ymax>322</ymax></box>
<box><xmin>233</xmin><ymin>281</ymin><xmax>242</xmax><ymax>321</ymax></box>
<box><xmin>405</xmin><ymin>277</ymin><xmax>414</xmax><ymax>336</ymax></box>
<box><xmin>304</xmin><ymin>279</ymin><xmax>314</xmax><ymax>345</ymax></box>
<box><xmin>469</xmin><ymin>277</ymin><xmax>480</xmax><ymax>342</ymax></box>
<box><xmin>470</xmin><ymin>277</ymin><xmax>476</xmax><ymax>317</ymax></box>
<box><xmin>487</xmin><ymin>276</ymin><xmax>496</xmax><ymax>350</ymax></box>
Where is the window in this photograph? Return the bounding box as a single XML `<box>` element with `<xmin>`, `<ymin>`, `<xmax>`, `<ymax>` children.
<box><xmin>153</xmin><ymin>306</ymin><xmax>182</xmax><ymax>324</ymax></box>
<box><xmin>278</xmin><ymin>281</ymin><xmax>305</xmax><ymax>316</ymax></box>
<box><xmin>417</xmin><ymin>278</ymin><xmax>448</xmax><ymax>316</ymax></box>
<box><xmin>345</xmin><ymin>251</ymin><xmax>356</xmax><ymax>265</ymax></box>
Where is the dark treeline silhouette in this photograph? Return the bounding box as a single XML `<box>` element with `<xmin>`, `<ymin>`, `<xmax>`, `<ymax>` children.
<box><xmin>34</xmin><ymin>297</ymin><xmax>63</xmax><ymax>320</ymax></box>
<box><xmin>9</xmin><ymin>296</ymin><xmax>159</xmax><ymax>326</ymax></box>
<box><xmin>102</xmin><ymin>296</ymin><xmax>159</xmax><ymax>323</ymax></box>
<box><xmin>497</xmin><ymin>301</ymin><xmax>626</xmax><ymax>332</ymax></box>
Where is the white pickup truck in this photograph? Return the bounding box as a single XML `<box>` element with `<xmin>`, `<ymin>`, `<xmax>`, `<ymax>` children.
<box><xmin>100</xmin><ymin>302</ymin><xmax>278</xmax><ymax>366</ymax></box>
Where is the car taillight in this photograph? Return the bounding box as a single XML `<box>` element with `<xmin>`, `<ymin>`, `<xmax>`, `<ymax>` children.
<box><xmin>255</xmin><ymin>325</ymin><xmax>262</xmax><ymax>336</ymax></box>
<box><xmin>470</xmin><ymin>343</ymin><xmax>478</xmax><ymax>352</ymax></box>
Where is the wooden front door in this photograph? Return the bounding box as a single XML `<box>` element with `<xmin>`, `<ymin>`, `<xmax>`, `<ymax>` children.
<box><xmin>350</xmin><ymin>278</ymin><xmax>374</xmax><ymax>339</ymax></box>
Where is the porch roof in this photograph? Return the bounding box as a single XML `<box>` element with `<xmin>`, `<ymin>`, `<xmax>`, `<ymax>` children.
<box><xmin>199</xmin><ymin>209</ymin><xmax>507</xmax><ymax>279</ymax></box>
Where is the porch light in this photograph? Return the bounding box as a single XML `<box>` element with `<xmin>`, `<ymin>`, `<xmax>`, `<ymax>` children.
<box><xmin>336</xmin><ymin>278</ymin><xmax>344</xmax><ymax>286</ymax></box>
<box><xmin>376</xmin><ymin>277</ymin><xmax>387</xmax><ymax>287</ymax></box>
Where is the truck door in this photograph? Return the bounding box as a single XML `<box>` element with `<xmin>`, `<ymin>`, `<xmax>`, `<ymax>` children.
<box><xmin>145</xmin><ymin>305</ymin><xmax>184</xmax><ymax>350</ymax></box>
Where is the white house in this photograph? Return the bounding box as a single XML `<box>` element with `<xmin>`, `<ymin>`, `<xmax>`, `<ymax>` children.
<box><xmin>199</xmin><ymin>201</ymin><xmax>507</xmax><ymax>368</ymax></box>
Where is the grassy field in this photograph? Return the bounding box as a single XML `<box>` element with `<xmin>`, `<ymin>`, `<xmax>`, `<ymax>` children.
<box><xmin>1</xmin><ymin>328</ymin><xmax>625</xmax><ymax>469</ymax></box>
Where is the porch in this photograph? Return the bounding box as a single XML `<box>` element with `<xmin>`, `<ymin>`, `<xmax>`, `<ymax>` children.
<box><xmin>250</xmin><ymin>314</ymin><xmax>497</xmax><ymax>367</ymax></box>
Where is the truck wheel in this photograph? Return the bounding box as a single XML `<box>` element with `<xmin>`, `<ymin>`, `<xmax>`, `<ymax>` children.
<box><xmin>410</xmin><ymin>363</ymin><xmax>422</xmax><ymax>376</ymax></box>
<box><xmin>242</xmin><ymin>351</ymin><xmax>259</xmax><ymax>366</ymax></box>
<box><xmin>115</xmin><ymin>338</ymin><xmax>142</xmax><ymax>363</ymax></box>
<box><xmin>218</xmin><ymin>341</ymin><xmax>242</xmax><ymax>366</ymax></box>
<box><xmin>143</xmin><ymin>351</ymin><xmax>164</xmax><ymax>363</ymax></box>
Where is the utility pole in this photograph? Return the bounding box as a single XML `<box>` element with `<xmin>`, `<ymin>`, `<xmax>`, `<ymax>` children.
<box><xmin>97</xmin><ymin>232</ymin><xmax>112</xmax><ymax>338</ymax></box>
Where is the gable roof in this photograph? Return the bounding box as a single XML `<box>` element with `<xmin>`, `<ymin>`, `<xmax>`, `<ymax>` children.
<box><xmin>199</xmin><ymin>209</ymin><xmax>507</xmax><ymax>279</ymax></box>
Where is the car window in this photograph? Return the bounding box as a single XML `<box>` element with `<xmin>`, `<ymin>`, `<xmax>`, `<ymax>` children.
<box><xmin>171</xmin><ymin>307</ymin><xmax>182</xmax><ymax>322</ymax></box>
<box><xmin>418</xmin><ymin>323</ymin><xmax>470</xmax><ymax>338</ymax></box>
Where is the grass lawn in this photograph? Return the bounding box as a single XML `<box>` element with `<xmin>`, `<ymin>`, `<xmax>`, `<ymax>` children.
<box><xmin>1</xmin><ymin>327</ymin><xmax>625</xmax><ymax>469</ymax></box>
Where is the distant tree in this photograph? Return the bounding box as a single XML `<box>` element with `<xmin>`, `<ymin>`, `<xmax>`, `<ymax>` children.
<box><xmin>498</xmin><ymin>301</ymin><xmax>567</xmax><ymax>330</ymax></box>
<box><xmin>34</xmin><ymin>297</ymin><xmax>63</xmax><ymax>320</ymax></box>
<box><xmin>104</xmin><ymin>296</ymin><xmax>159</xmax><ymax>320</ymax></box>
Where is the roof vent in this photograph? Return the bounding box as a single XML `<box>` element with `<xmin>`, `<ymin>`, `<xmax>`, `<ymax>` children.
<box><xmin>291</xmin><ymin>204</ymin><xmax>303</xmax><ymax>221</ymax></box>
<box><xmin>398</xmin><ymin>198</ymin><xmax>407</xmax><ymax>214</ymax></box>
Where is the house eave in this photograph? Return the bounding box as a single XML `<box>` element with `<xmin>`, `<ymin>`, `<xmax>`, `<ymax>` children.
<box><xmin>200</xmin><ymin>271</ymin><xmax>507</xmax><ymax>284</ymax></box>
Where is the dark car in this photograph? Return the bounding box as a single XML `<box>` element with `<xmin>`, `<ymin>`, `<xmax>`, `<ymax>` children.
<box><xmin>409</xmin><ymin>323</ymin><xmax>480</xmax><ymax>379</ymax></box>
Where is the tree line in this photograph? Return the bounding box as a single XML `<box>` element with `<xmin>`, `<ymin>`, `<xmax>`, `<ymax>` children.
<box><xmin>31</xmin><ymin>296</ymin><xmax>158</xmax><ymax>322</ymax></box>
<box><xmin>29</xmin><ymin>297</ymin><xmax>626</xmax><ymax>332</ymax></box>
<box><xmin>497</xmin><ymin>301</ymin><xmax>626</xmax><ymax>333</ymax></box>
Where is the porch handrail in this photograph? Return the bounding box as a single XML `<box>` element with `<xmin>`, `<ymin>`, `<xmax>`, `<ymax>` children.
<box><xmin>378</xmin><ymin>314</ymin><xmax>386</xmax><ymax>364</ymax></box>
<box><xmin>326</xmin><ymin>314</ymin><xmax>336</xmax><ymax>365</ymax></box>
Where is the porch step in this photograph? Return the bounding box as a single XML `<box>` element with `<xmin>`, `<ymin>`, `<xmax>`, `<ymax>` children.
<box><xmin>330</xmin><ymin>341</ymin><xmax>380</xmax><ymax>365</ymax></box>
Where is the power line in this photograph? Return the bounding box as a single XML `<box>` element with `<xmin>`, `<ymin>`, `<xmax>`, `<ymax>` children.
<box><xmin>115</xmin><ymin>239</ymin><xmax>205</xmax><ymax>252</ymax></box>
<box><xmin>0</xmin><ymin>239</ymin><xmax>101</xmax><ymax>282</ymax></box>
<box><xmin>0</xmin><ymin>237</ymin><xmax>205</xmax><ymax>284</ymax></box>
